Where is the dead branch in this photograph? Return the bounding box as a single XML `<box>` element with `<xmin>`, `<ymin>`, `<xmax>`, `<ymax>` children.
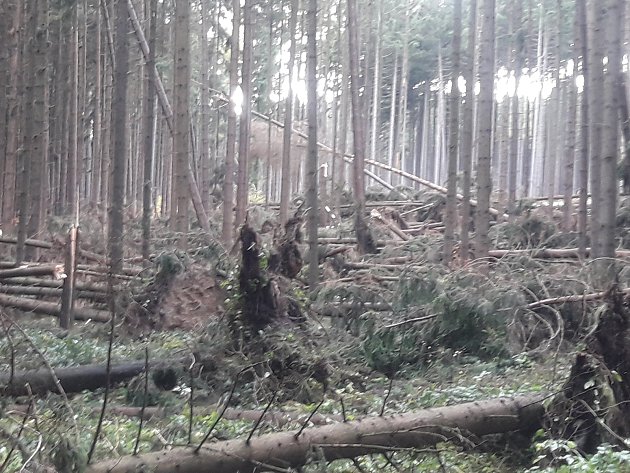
<box><xmin>527</xmin><ymin>288</ymin><xmax>630</xmax><ymax>310</ymax></box>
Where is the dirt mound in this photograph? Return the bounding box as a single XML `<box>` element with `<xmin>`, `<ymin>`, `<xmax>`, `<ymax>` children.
<box><xmin>126</xmin><ymin>257</ymin><xmax>225</xmax><ymax>333</ymax></box>
<box><xmin>157</xmin><ymin>266</ymin><xmax>225</xmax><ymax>330</ymax></box>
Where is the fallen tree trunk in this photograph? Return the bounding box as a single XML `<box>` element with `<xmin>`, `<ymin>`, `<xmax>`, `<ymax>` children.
<box><xmin>488</xmin><ymin>248</ymin><xmax>630</xmax><ymax>259</ymax></box>
<box><xmin>86</xmin><ymin>394</ymin><xmax>543</xmax><ymax>473</ymax></box>
<box><xmin>0</xmin><ymin>277</ymin><xmax>107</xmax><ymax>293</ymax></box>
<box><xmin>0</xmin><ymin>294</ymin><xmax>110</xmax><ymax>323</ymax></box>
<box><xmin>0</xmin><ymin>360</ymin><xmax>147</xmax><ymax>396</ymax></box>
<box><xmin>0</xmin><ymin>236</ymin><xmax>53</xmax><ymax>250</ymax></box>
<box><xmin>0</xmin><ymin>285</ymin><xmax>107</xmax><ymax>302</ymax></box>
<box><xmin>0</xmin><ymin>264</ymin><xmax>65</xmax><ymax>280</ymax></box>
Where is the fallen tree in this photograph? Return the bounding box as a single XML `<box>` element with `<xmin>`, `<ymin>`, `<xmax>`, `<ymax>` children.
<box><xmin>0</xmin><ymin>284</ymin><xmax>107</xmax><ymax>302</ymax></box>
<box><xmin>0</xmin><ymin>360</ymin><xmax>147</xmax><ymax>396</ymax></box>
<box><xmin>0</xmin><ymin>264</ymin><xmax>65</xmax><ymax>280</ymax></box>
<box><xmin>86</xmin><ymin>394</ymin><xmax>544</xmax><ymax>473</ymax></box>
<box><xmin>0</xmin><ymin>294</ymin><xmax>109</xmax><ymax>323</ymax></box>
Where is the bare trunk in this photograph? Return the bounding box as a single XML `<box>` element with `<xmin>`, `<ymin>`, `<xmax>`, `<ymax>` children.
<box><xmin>109</xmin><ymin>0</ymin><xmax>130</xmax><ymax>274</ymax></box>
<box><xmin>141</xmin><ymin>0</ymin><xmax>157</xmax><ymax>261</ymax></box>
<box><xmin>279</xmin><ymin>0</ymin><xmax>298</xmax><ymax>225</ymax></box>
<box><xmin>473</xmin><ymin>0</ymin><xmax>495</xmax><ymax>261</ymax></box>
<box><xmin>221</xmin><ymin>0</ymin><xmax>240</xmax><ymax>245</ymax></box>
<box><xmin>172</xmin><ymin>0</ymin><xmax>191</xmax><ymax>249</ymax></box>
<box><xmin>459</xmin><ymin>0</ymin><xmax>476</xmax><ymax>260</ymax></box>
<box><xmin>234</xmin><ymin>0</ymin><xmax>253</xmax><ymax>230</ymax></box>
<box><xmin>305</xmin><ymin>0</ymin><xmax>319</xmax><ymax>288</ymax></box>
<box><xmin>599</xmin><ymin>0</ymin><xmax>622</xmax><ymax>263</ymax></box>
<box><xmin>443</xmin><ymin>0</ymin><xmax>462</xmax><ymax>265</ymax></box>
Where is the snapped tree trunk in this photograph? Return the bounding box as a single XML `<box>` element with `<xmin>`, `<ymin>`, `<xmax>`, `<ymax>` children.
<box><xmin>86</xmin><ymin>394</ymin><xmax>544</xmax><ymax>473</ymax></box>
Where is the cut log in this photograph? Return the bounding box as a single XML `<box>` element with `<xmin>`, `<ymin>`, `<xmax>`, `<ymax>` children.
<box><xmin>0</xmin><ymin>285</ymin><xmax>107</xmax><ymax>302</ymax></box>
<box><xmin>0</xmin><ymin>294</ymin><xmax>110</xmax><ymax>323</ymax></box>
<box><xmin>86</xmin><ymin>394</ymin><xmax>544</xmax><ymax>473</ymax></box>
<box><xmin>0</xmin><ymin>264</ymin><xmax>65</xmax><ymax>280</ymax></box>
<box><xmin>0</xmin><ymin>277</ymin><xmax>106</xmax><ymax>293</ymax></box>
<box><xmin>0</xmin><ymin>360</ymin><xmax>147</xmax><ymax>396</ymax></box>
<box><xmin>0</xmin><ymin>236</ymin><xmax>53</xmax><ymax>249</ymax></box>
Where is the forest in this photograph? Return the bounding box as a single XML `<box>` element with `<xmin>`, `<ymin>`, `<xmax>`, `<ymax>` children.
<box><xmin>0</xmin><ymin>0</ymin><xmax>630</xmax><ymax>471</ymax></box>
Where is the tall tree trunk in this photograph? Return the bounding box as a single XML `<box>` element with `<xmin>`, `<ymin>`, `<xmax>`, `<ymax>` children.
<box><xmin>109</xmin><ymin>0</ymin><xmax>130</xmax><ymax>274</ymax></box>
<box><xmin>387</xmin><ymin>53</ymin><xmax>399</xmax><ymax>185</ymax></box>
<box><xmin>67</xmin><ymin>6</ymin><xmax>79</xmax><ymax>218</ymax></box>
<box><xmin>305</xmin><ymin>0</ymin><xmax>319</xmax><ymax>289</ymax></box>
<box><xmin>25</xmin><ymin>0</ymin><xmax>49</xmax><ymax>260</ymax></box>
<box><xmin>563</xmin><ymin>3</ymin><xmax>580</xmax><ymax>232</ymax></box>
<box><xmin>507</xmin><ymin>0</ymin><xmax>523</xmax><ymax>219</ymax></box>
<box><xmin>234</xmin><ymin>0</ymin><xmax>253</xmax><ymax>230</ymax></box>
<box><xmin>347</xmin><ymin>0</ymin><xmax>371</xmax><ymax>254</ymax></box>
<box><xmin>459</xmin><ymin>0</ymin><xmax>477</xmax><ymax>261</ymax></box>
<box><xmin>577</xmin><ymin>0</ymin><xmax>589</xmax><ymax>258</ymax></box>
<box><xmin>599</xmin><ymin>0</ymin><xmax>623</xmax><ymax>264</ymax></box>
<box><xmin>369</xmin><ymin>0</ymin><xmax>383</xmax><ymax>165</ymax></box>
<box><xmin>221</xmin><ymin>0</ymin><xmax>240</xmax><ymax>245</ymax></box>
<box><xmin>91</xmin><ymin>1</ymin><xmax>103</xmax><ymax>207</ymax></box>
<box><xmin>279</xmin><ymin>0</ymin><xmax>299</xmax><ymax>225</ymax></box>
<box><xmin>443</xmin><ymin>0</ymin><xmax>462</xmax><ymax>265</ymax></box>
<box><xmin>586</xmin><ymin>0</ymin><xmax>604</xmax><ymax>258</ymax></box>
<box><xmin>199</xmin><ymin>1</ymin><xmax>211</xmax><ymax>213</ymax></box>
<box><xmin>473</xmin><ymin>0</ymin><xmax>495</xmax><ymax>261</ymax></box>
<box><xmin>141</xmin><ymin>0</ymin><xmax>157</xmax><ymax>262</ymax></box>
<box><xmin>172</xmin><ymin>0</ymin><xmax>191</xmax><ymax>248</ymax></box>
<box><xmin>2</xmin><ymin>0</ymin><xmax>22</xmax><ymax>230</ymax></box>
<box><xmin>398</xmin><ymin>5</ymin><xmax>410</xmax><ymax>180</ymax></box>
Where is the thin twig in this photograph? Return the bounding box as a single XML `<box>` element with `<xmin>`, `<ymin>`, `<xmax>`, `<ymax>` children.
<box><xmin>187</xmin><ymin>354</ymin><xmax>196</xmax><ymax>444</ymax></box>
<box><xmin>133</xmin><ymin>347</ymin><xmax>150</xmax><ymax>455</ymax></box>
<box><xmin>295</xmin><ymin>397</ymin><xmax>326</xmax><ymax>439</ymax></box>
<box><xmin>380</xmin><ymin>378</ymin><xmax>394</xmax><ymax>416</ymax></box>
<box><xmin>246</xmin><ymin>391</ymin><xmax>277</xmax><ymax>444</ymax></box>
<box><xmin>87</xmin><ymin>273</ymin><xmax>117</xmax><ymax>463</ymax></box>
<box><xmin>383</xmin><ymin>314</ymin><xmax>438</xmax><ymax>329</ymax></box>
<box><xmin>0</xmin><ymin>397</ymin><xmax>32</xmax><ymax>471</ymax></box>
<box><xmin>195</xmin><ymin>362</ymin><xmax>264</xmax><ymax>452</ymax></box>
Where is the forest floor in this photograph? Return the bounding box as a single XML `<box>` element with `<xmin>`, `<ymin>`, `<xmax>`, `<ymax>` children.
<box><xmin>1</xmin><ymin>190</ymin><xmax>630</xmax><ymax>471</ymax></box>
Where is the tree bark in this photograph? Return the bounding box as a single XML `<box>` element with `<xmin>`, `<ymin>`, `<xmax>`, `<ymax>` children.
<box><xmin>141</xmin><ymin>0</ymin><xmax>157</xmax><ymax>262</ymax></box>
<box><xmin>109</xmin><ymin>0</ymin><xmax>129</xmax><ymax>275</ymax></box>
<box><xmin>234</xmin><ymin>0</ymin><xmax>253</xmax><ymax>230</ymax></box>
<box><xmin>305</xmin><ymin>0</ymin><xmax>319</xmax><ymax>289</ymax></box>
<box><xmin>586</xmin><ymin>0</ymin><xmax>604</xmax><ymax>258</ymax></box>
<box><xmin>0</xmin><ymin>359</ymin><xmax>147</xmax><ymax>396</ymax></box>
<box><xmin>172</xmin><ymin>0</ymin><xmax>191</xmax><ymax>248</ymax></box>
<box><xmin>599</xmin><ymin>0</ymin><xmax>622</xmax><ymax>263</ymax></box>
<box><xmin>459</xmin><ymin>0</ymin><xmax>477</xmax><ymax>260</ymax></box>
<box><xmin>473</xmin><ymin>0</ymin><xmax>495</xmax><ymax>261</ymax></box>
<box><xmin>86</xmin><ymin>394</ymin><xmax>544</xmax><ymax>473</ymax></box>
<box><xmin>221</xmin><ymin>0</ymin><xmax>240</xmax><ymax>245</ymax></box>
<box><xmin>279</xmin><ymin>0</ymin><xmax>298</xmax><ymax>226</ymax></box>
<box><xmin>443</xmin><ymin>0</ymin><xmax>462</xmax><ymax>265</ymax></box>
